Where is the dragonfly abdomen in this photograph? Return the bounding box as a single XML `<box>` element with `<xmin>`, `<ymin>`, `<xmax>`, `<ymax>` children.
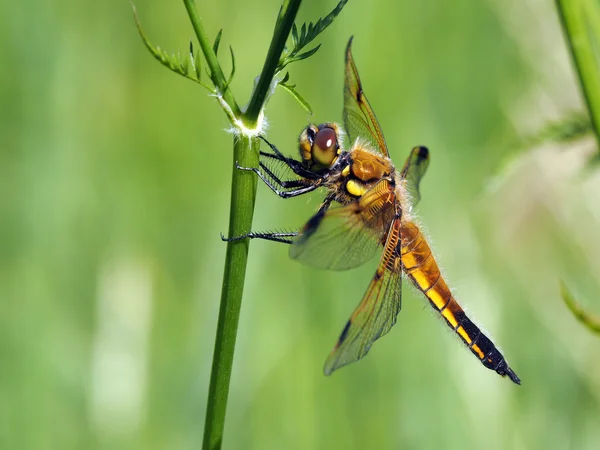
<box><xmin>400</xmin><ymin>221</ymin><xmax>520</xmax><ymax>384</ymax></box>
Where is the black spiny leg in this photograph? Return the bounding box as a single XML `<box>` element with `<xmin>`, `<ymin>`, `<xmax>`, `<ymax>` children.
<box><xmin>220</xmin><ymin>231</ymin><xmax>298</xmax><ymax>244</ymax></box>
<box><xmin>220</xmin><ymin>195</ymin><xmax>335</xmax><ymax>245</ymax></box>
<box><xmin>256</xmin><ymin>161</ymin><xmax>308</xmax><ymax>190</ymax></box>
<box><xmin>259</xmin><ymin>135</ymin><xmax>321</xmax><ymax>180</ymax></box>
<box><xmin>236</xmin><ymin>161</ymin><xmax>318</xmax><ymax>199</ymax></box>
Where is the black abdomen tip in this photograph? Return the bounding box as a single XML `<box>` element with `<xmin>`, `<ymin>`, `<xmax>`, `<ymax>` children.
<box><xmin>498</xmin><ymin>364</ymin><xmax>521</xmax><ymax>385</ymax></box>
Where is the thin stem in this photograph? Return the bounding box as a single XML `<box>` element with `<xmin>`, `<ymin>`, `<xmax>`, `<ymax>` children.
<box><xmin>244</xmin><ymin>0</ymin><xmax>302</xmax><ymax>125</ymax></box>
<box><xmin>183</xmin><ymin>1</ymin><xmax>303</xmax><ymax>448</ymax></box>
<box><xmin>203</xmin><ymin>136</ymin><xmax>259</xmax><ymax>450</ymax></box>
<box><xmin>555</xmin><ymin>0</ymin><xmax>600</xmax><ymax>152</ymax></box>
<box><xmin>183</xmin><ymin>0</ymin><xmax>241</xmax><ymax>117</ymax></box>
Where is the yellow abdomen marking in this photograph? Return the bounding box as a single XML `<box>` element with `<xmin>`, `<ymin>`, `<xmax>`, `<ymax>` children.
<box><xmin>401</xmin><ymin>221</ymin><xmax>518</xmax><ymax>381</ymax></box>
<box><xmin>471</xmin><ymin>344</ymin><xmax>485</xmax><ymax>359</ymax></box>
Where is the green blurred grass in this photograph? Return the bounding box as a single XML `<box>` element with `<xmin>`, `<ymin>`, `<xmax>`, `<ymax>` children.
<box><xmin>2</xmin><ymin>0</ymin><xmax>600</xmax><ymax>449</ymax></box>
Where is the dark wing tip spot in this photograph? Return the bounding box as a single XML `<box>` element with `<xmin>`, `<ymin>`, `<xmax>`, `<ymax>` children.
<box><xmin>415</xmin><ymin>146</ymin><xmax>429</xmax><ymax>159</ymax></box>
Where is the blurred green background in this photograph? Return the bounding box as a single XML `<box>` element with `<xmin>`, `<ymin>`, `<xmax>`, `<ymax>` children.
<box><xmin>2</xmin><ymin>0</ymin><xmax>600</xmax><ymax>449</ymax></box>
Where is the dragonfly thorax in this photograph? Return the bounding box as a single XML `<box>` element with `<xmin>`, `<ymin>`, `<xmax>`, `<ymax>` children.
<box><xmin>348</xmin><ymin>146</ymin><xmax>394</xmax><ymax>182</ymax></box>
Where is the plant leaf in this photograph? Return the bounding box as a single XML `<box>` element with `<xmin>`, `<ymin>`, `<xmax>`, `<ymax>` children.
<box><xmin>213</xmin><ymin>29</ymin><xmax>223</xmax><ymax>55</ymax></box>
<box><xmin>277</xmin><ymin>0</ymin><xmax>349</xmax><ymax>72</ymax></box>
<box><xmin>294</xmin><ymin>0</ymin><xmax>347</xmax><ymax>53</ymax></box>
<box><xmin>131</xmin><ymin>3</ymin><xmax>214</xmax><ymax>91</ymax></box>
<box><xmin>279</xmin><ymin>81</ymin><xmax>313</xmax><ymax>115</ymax></box>
<box><xmin>291</xmin><ymin>23</ymin><xmax>299</xmax><ymax>48</ymax></box>
<box><xmin>525</xmin><ymin>112</ymin><xmax>592</xmax><ymax>147</ymax></box>
<box><xmin>225</xmin><ymin>45</ymin><xmax>236</xmax><ymax>89</ymax></box>
<box><xmin>289</xmin><ymin>44</ymin><xmax>321</xmax><ymax>63</ymax></box>
<box><xmin>190</xmin><ymin>40</ymin><xmax>203</xmax><ymax>80</ymax></box>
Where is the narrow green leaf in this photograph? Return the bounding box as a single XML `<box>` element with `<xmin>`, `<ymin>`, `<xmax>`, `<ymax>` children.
<box><xmin>189</xmin><ymin>40</ymin><xmax>203</xmax><ymax>81</ymax></box>
<box><xmin>291</xmin><ymin>23</ymin><xmax>299</xmax><ymax>48</ymax></box>
<box><xmin>279</xmin><ymin>82</ymin><xmax>313</xmax><ymax>115</ymax></box>
<box><xmin>177</xmin><ymin>50</ymin><xmax>189</xmax><ymax>74</ymax></box>
<box><xmin>295</xmin><ymin>0</ymin><xmax>348</xmax><ymax>52</ymax></box>
<box><xmin>213</xmin><ymin>29</ymin><xmax>223</xmax><ymax>55</ymax></box>
<box><xmin>277</xmin><ymin>0</ymin><xmax>349</xmax><ymax>73</ymax></box>
<box><xmin>131</xmin><ymin>3</ymin><xmax>214</xmax><ymax>91</ymax></box>
<box><xmin>132</xmin><ymin>4</ymin><xmax>176</xmax><ymax>69</ymax></box>
<box><xmin>290</xmin><ymin>44</ymin><xmax>321</xmax><ymax>63</ymax></box>
<box><xmin>195</xmin><ymin>50</ymin><xmax>202</xmax><ymax>80</ymax></box>
<box><xmin>225</xmin><ymin>45</ymin><xmax>236</xmax><ymax>89</ymax></box>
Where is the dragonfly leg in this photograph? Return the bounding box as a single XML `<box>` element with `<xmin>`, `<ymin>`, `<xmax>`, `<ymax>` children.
<box><xmin>220</xmin><ymin>231</ymin><xmax>298</xmax><ymax>245</ymax></box>
<box><xmin>255</xmin><ymin>161</ymin><xmax>308</xmax><ymax>189</ymax></box>
<box><xmin>259</xmin><ymin>135</ymin><xmax>320</xmax><ymax>179</ymax></box>
<box><xmin>235</xmin><ymin>161</ymin><xmax>318</xmax><ymax>199</ymax></box>
<box><xmin>219</xmin><ymin>195</ymin><xmax>334</xmax><ymax>245</ymax></box>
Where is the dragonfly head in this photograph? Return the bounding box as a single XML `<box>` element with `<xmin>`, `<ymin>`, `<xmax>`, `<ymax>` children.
<box><xmin>299</xmin><ymin>123</ymin><xmax>342</xmax><ymax>172</ymax></box>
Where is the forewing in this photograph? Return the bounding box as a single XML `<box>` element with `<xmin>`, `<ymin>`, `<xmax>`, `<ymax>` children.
<box><xmin>290</xmin><ymin>179</ymin><xmax>396</xmax><ymax>270</ymax></box>
<box><xmin>343</xmin><ymin>38</ymin><xmax>389</xmax><ymax>157</ymax></box>
<box><xmin>323</xmin><ymin>217</ymin><xmax>402</xmax><ymax>375</ymax></box>
<box><xmin>401</xmin><ymin>146</ymin><xmax>430</xmax><ymax>206</ymax></box>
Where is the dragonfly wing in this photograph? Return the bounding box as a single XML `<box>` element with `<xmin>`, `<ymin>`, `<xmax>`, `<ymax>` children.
<box><xmin>401</xmin><ymin>146</ymin><xmax>430</xmax><ymax>206</ymax></box>
<box><xmin>343</xmin><ymin>38</ymin><xmax>389</xmax><ymax>157</ymax></box>
<box><xmin>323</xmin><ymin>216</ymin><xmax>403</xmax><ymax>375</ymax></box>
<box><xmin>290</xmin><ymin>179</ymin><xmax>396</xmax><ymax>270</ymax></box>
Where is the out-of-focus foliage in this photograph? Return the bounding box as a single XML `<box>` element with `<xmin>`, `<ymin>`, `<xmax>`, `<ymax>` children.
<box><xmin>560</xmin><ymin>281</ymin><xmax>600</xmax><ymax>334</ymax></box>
<box><xmin>1</xmin><ymin>1</ymin><xmax>599</xmax><ymax>449</ymax></box>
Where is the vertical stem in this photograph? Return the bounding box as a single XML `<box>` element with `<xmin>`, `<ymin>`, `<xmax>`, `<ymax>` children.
<box><xmin>555</xmin><ymin>0</ymin><xmax>600</xmax><ymax>152</ymax></box>
<box><xmin>244</xmin><ymin>0</ymin><xmax>302</xmax><ymax>124</ymax></box>
<box><xmin>186</xmin><ymin>1</ymin><xmax>302</xmax><ymax>448</ymax></box>
<box><xmin>203</xmin><ymin>135</ymin><xmax>259</xmax><ymax>450</ymax></box>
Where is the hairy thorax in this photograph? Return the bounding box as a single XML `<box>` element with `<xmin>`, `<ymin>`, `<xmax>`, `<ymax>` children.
<box><xmin>324</xmin><ymin>145</ymin><xmax>396</xmax><ymax>206</ymax></box>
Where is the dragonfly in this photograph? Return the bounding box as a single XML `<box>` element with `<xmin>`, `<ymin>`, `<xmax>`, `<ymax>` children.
<box><xmin>224</xmin><ymin>38</ymin><xmax>520</xmax><ymax>384</ymax></box>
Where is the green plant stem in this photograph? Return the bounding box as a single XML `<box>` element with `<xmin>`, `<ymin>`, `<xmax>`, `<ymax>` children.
<box><xmin>244</xmin><ymin>0</ymin><xmax>302</xmax><ymax>124</ymax></box>
<box><xmin>183</xmin><ymin>0</ymin><xmax>241</xmax><ymax>117</ymax></box>
<box><xmin>201</xmin><ymin>2</ymin><xmax>303</xmax><ymax>448</ymax></box>
<box><xmin>555</xmin><ymin>0</ymin><xmax>600</xmax><ymax>151</ymax></box>
<box><xmin>203</xmin><ymin>136</ymin><xmax>259</xmax><ymax>450</ymax></box>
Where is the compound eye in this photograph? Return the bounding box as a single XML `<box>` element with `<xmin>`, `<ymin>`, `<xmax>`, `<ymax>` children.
<box><xmin>313</xmin><ymin>127</ymin><xmax>337</xmax><ymax>166</ymax></box>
